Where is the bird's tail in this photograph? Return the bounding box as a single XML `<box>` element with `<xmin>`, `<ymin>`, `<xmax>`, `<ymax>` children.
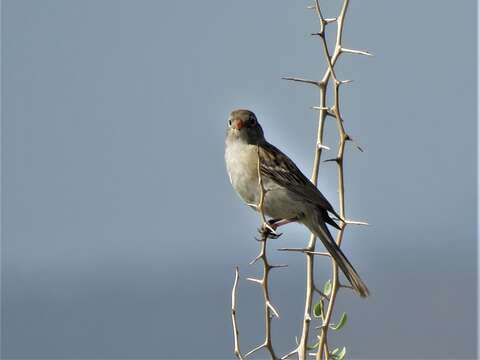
<box><xmin>305</xmin><ymin>212</ymin><xmax>370</xmax><ymax>298</ymax></box>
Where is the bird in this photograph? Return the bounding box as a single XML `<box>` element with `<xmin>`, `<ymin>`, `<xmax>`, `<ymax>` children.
<box><xmin>224</xmin><ymin>109</ymin><xmax>369</xmax><ymax>298</ymax></box>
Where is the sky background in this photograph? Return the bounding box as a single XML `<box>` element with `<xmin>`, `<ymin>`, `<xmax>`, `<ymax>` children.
<box><xmin>1</xmin><ymin>0</ymin><xmax>477</xmax><ymax>359</ymax></box>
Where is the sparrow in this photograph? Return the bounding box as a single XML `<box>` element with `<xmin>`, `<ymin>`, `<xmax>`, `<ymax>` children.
<box><xmin>225</xmin><ymin>109</ymin><xmax>369</xmax><ymax>298</ymax></box>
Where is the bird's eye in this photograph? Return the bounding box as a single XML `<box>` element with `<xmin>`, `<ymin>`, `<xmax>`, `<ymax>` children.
<box><xmin>228</xmin><ymin>119</ymin><xmax>232</xmax><ymax>126</ymax></box>
<box><xmin>249</xmin><ymin>117</ymin><xmax>256</xmax><ymax>126</ymax></box>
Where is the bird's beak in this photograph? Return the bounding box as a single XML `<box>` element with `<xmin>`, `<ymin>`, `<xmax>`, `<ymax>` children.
<box><xmin>233</xmin><ymin>118</ymin><xmax>244</xmax><ymax>130</ymax></box>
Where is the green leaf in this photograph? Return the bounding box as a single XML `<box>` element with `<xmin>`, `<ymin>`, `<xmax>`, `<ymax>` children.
<box><xmin>323</xmin><ymin>279</ymin><xmax>332</xmax><ymax>296</ymax></box>
<box><xmin>313</xmin><ymin>301</ymin><xmax>323</xmax><ymax>317</ymax></box>
<box><xmin>336</xmin><ymin>347</ymin><xmax>346</xmax><ymax>360</ymax></box>
<box><xmin>330</xmin><ymin>346</ymin><xmax>346</xmax><ymax>360</ymax></box>
<box><xmin>306</xmin><ymin>342</ymin><xmax>319</xmax><ymax>350</ymax></box>
<box><xmin>331</xmin><ymin>347</ymin><xmax>340</xmax><ymax>355</ymax></box>
<box><xmin>330</xmin><ymin>312</ymin><xmax>348</xmax><ymax>331</ymax></box>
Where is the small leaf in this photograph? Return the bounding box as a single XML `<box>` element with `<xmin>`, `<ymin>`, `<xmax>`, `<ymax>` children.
<box><xmin>313</xmin><ymin>301</ymin><xmax>323</xmax><ymax>317</ymax></box>
<box><xmin>306</xmin><ymin>342</ymin><xmax>319</xmax><ymax>350</ymax></box>
<box><xmin>323</xmin><ymin>279</ymin><xmax>332</xmax><ymax>296</ymax></box>
<box><xmin>331</xmin><ymin>347</ymin><xmax>340</xmax><ymax>355</ymax></box>
<box><xmin>336</xmin><ymin>347</ymin><xmax>346</xmax><ymax>360</ymax></box>
<box><xmin>330</xmin><ymin>312</ymin><xmax>348</xmax><ymax>331</ymax></box>
<box><xmin>330</xmin><ymin>347</ymin><xmax>340</xmax><ymax>360</ymax></box>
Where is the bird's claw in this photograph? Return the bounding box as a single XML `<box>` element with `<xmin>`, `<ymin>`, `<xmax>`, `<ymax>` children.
<box><xmin>257</xmin><ymin>225</ymin><xmax>282</xmax><ymax>240</ymax></box>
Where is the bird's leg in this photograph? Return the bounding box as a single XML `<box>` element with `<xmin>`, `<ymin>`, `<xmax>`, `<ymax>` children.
<box><xmin>270</xmin><ymin>217</ymin><xmax>298</xmax><ymax>229</ymax></box>
<box><xmin>268</xmin><ymin>218</ymin><xmax>283</xmax><ymax>226</ymax></box>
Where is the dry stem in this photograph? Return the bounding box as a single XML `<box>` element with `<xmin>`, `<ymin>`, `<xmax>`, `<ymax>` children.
<box><xmin>231</xmin><ymin>1</ymin><xmax>369</xmax><ymax>359</ymax></box>
<box><xmin>247</xmin><ymin>145</ymin><xmax>281</xmax><ymax>360</ymax></box>
<box><xmin>231</xmin><ymin>267</ymin><xmax>245</xmax><ymax>360</ymax></box>
<box><xmin>313</xmin><ymin>1</ymin><xmax>371</xmax><ymax>359</ymax></box>
<box><xmin>244</xmin><ymin>230</ymin><xmax>280</xmax><ymax>360</ymax></box>
<box><xmin>229</xmin><ymin>146</ymin><xmax>282</xmax><ymax>360</ymax></box>
<box><xmin>282</xmin><ymin>1</ymin><xmax>369</xmax><ymax>359</ymax></box>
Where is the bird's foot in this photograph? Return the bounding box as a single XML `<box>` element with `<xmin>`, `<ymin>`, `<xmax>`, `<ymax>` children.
<box><xmin>257</xmin><ymin>223</ymin><xmax>282</xmax><ymax>240</ymax></box>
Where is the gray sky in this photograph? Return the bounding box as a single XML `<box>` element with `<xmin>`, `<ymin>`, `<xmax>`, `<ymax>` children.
<box><xmin>2</xmin><ymin>0</ymin><xmax>477</xmax><ymax>359</ymax></box>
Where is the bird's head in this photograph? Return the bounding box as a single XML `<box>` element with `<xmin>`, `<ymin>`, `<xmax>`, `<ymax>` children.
<box><xmin>226</xmin><ymin>109</ymin><xmax>264</xmax><ymax>144</ymax></box>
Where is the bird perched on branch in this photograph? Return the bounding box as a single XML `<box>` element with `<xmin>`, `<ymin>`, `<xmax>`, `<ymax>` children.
<box><xmin>224</xmin><ymin>109</ymin><xmax>369</xmax><ymax>298</ymax></box>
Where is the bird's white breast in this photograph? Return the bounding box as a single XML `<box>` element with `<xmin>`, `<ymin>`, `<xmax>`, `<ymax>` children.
<box><xmin>225</xmin><ymin>139</ymin><xmax>303</xmax><ymax>220</ymax></box>
<box><xmin>225</xmin><ymin>141</ymin><xmax>259</xmax><ymax>205</ymax></box>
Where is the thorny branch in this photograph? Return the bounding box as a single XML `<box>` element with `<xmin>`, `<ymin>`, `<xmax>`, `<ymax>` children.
<box><xmin>230</xmin><ymin>146</ymin><xmax>283</xmax><ymax>360</ymax></box>
<box><xmin>231</xmin><ymin>1</ymin><xmax>370</xmax><ymax>359</ymax></box>
<box><xmin>244</xmin><ymin>228</ymin><xmax>281</xmax><ymax>360</ymax></box>
<box><xmin>282</xmin><ymin>1</ymin><xmax>371</xmax><ymax>359</ymax></box>
<box><xmin>312</xmin><ymin>1</ymin><xmax>371</xmax><ymax>359</ymax></box>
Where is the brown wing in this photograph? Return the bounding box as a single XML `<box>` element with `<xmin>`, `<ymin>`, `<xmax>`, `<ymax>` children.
<box><xmin>258</xmin><ymin>141</ymin><xmax>339</xmax><ymax>218</ymax></box>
